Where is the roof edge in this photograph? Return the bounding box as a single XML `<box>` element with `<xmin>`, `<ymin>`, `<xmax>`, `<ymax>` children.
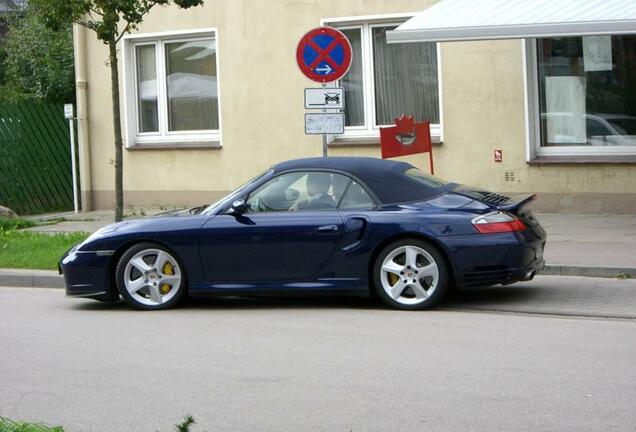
<box><xmin>388</xmin><ymin>19</ymin><xmax>636</xmax><ymax>44</ymax></box>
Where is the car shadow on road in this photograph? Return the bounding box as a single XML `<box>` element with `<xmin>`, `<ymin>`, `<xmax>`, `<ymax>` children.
<box><xmin>71</xmin><ymin>293</ymin><xmax>384</xmax><ymax>312</ymax></box>
<box><xmin>443</xmin><ymin>285</ymin><xmax>541</xmax><ymax>309</ymax></box>
<box><xmin>70</xmin><ymin>284</ymin><xmax>542</xmax><ymax>312</ymax></box>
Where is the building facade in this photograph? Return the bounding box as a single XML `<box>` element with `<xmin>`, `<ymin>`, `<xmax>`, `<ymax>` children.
<box><xmin>73</xmin><ymin>0</ymin><xmax>636</xmax><ymax>213</ymax></box>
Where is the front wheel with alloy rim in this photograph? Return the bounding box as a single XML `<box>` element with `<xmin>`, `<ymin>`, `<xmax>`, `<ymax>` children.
<box><xmin>373</xmin><ymin>239</ymin><xmax>449</xmax><ymax>310</ymax></box>
<box><xmin>115</xmin><ymin>242</ymin><xmax>186</xmax><ymax>310</ymax></box>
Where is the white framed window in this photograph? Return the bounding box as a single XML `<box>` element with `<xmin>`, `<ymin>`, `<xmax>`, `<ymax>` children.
<box><xmin>524</xmin><ymin>34</ymin><xmax>636</xmax><ymax>159</ymax></box>
<box><xmin>323</xmin><ymin>16</ymin><xmax>443</xmax><ymax>142</ymax></box>
<box><xmin>123</xmin><ymin>28</ymin><xmax>222</xmax><ymax>148</ymax></box>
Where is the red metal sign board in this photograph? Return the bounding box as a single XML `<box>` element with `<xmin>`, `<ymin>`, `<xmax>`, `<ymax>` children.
<box><xmin>296</xmin><ymin>27</ymin><xmax>353</xmax><ymax>83</ymax></box>
<box><xmin>380</xmin><ymin>115</ymin><xmax>434</xmax><ymax>174</ymax></box>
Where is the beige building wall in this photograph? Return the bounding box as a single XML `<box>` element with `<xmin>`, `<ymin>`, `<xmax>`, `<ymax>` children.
<box><xmin>76</xmin><ymin>0</ymin><xmax>636</xmax><ymax>213</ymax></box>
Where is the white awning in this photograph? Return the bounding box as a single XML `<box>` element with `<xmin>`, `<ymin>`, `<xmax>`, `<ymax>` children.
<box><xmin>387</xmin><ymin>0</ymin><xmax>636</xmax><ymax>43</ymax></box>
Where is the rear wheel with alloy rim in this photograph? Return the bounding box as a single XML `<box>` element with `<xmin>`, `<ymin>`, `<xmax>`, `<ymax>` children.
<box><xmin>373</xmin><ymin>239</ymin><xmax>448</xmax><ymax>310</ymax></box>
<box><xmin>115</xmin><ymin>242</ymin><xmax>186</xmax><ymax>310</ymax></box>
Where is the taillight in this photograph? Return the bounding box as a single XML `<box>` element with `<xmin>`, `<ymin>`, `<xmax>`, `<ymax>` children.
<box><xmin>472</xmin><ymin>211</ymin><xmax>526</xmax><ymax>234</ymax></box>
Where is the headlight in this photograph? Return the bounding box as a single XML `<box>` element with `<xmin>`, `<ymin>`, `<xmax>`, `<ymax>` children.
<box><xmin>78</xmin><ymin>224</ymin><xmax>123</xmax><ymax>249</ymax></box>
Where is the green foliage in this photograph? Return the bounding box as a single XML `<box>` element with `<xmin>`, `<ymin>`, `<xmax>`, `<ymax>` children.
<box><xmin>29</xmin><ymin>0</ymin><xmax>206</xmax><ymax>223</ymax></box>
<box><xmin>0</xmin><ymin>9</ymin><xmax>75</xmax><ymax>102</ymax></box>
<box><xmin>30</xmin><ymin>0</ymin><xmax>205</xmax><ymax>44</ymax></box>
<box><xmin>0</xmin><ymin>217</ymin><xmax>35</xmax><ymax>231</ymax></box>
<box><xmin>0</xmin><ymin>417</ymin><xmax>64</xmax><ymax>432</ymax></box>
<box><xmin>0</xmin><ymin>416</ymin><xmax>197</xmax><ymax>432</ymax></box>
<box><xmin>175</xmin><ymin>415</ymin><xmax>195</xmax><ymax>432</ymax></box>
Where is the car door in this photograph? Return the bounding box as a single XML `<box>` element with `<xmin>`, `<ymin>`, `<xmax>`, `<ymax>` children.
<box><xmin>336</xmin><ymin>179</ymin><xmax>377</xmax><ymax>250</ymax></box>
<box><xmin>198</xmin><ymin>171</ymin><xmax>346</xmax><ymax>283</ymax></box>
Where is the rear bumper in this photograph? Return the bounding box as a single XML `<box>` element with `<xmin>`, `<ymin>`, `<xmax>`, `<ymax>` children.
<box><xmin>460</xmin><ymin>258</ymin><xmax>544</xmax><ymax>287</ymax></box>
<box><xmin>444</xmin><ymin>225</ymin><xmax>547</xmax><ymax>288</ymax></box>
<box><xmin>59</xmin><ymin>246</ymin><xmax>116</xmax><ymax>301</ymax></box>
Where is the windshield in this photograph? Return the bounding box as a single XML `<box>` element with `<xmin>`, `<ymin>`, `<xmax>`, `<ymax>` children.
<box><xmin>404</xmin><ymin>168</ymin><xmax>448</xmax><ymax>188</ymax></box>
<box><xmin>200</xmin><ymin>170</ymin><xmax>273</xmax><ymax>215</ymax></box>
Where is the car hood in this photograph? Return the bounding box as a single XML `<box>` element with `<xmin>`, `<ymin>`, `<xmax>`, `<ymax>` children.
<box><xmin>77</xmin><ymin>213</ymin><xmax>210</xmax><ymax>252</ymax></box>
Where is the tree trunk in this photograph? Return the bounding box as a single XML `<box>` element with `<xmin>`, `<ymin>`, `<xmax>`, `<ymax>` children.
<box><xmin>108</xmin><ymin>39</ymin><xmax>124</xmax><ymax>222</ymax></box>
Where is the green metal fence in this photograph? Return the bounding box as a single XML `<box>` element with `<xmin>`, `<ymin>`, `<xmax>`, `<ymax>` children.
<box><xmin>0</xmin><ymin>103</ymin><xmax>74</xmax><ymax>215</ymax></box>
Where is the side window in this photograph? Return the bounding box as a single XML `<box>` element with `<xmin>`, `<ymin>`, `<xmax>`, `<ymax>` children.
<box><xmin>339</xmin><ymin>181</ymin><xmax>375</xmax><ymax>210</ymax></box>
<box><xmin>246</xmin><ymin>171</ymin><xmax>350</xmax><ymax>213</ymax></box>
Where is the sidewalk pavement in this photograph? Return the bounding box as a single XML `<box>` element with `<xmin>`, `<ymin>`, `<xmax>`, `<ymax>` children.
<box><xmin>2</xmin><ymin>209</ymin><xmax>634</xmax><ymax>288</ymax></box>
<box><xmin>537</xmin><ymin>213</ymin><xmax>636</xmax><ymax>278</ymax></box>
<box><xmin>24</xmin><ymin>208</ymin><xmax>170</xmax><ymax>234</ymax></box>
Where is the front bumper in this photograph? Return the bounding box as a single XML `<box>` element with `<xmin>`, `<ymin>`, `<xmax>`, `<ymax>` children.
<box><xmin>59</xmin><ymin>246</ymin><xmax>116</xmax><ymax>301</ymax></box>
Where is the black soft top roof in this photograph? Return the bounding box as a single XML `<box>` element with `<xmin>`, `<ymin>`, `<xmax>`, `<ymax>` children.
<box><xmin>272</xmin><ymin>157</ymin><xmax>447</xmax><ymax>204</ymax></box>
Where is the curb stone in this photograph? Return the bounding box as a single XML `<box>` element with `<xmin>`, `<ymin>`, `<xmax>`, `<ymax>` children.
<box><xmin>541</xmin><ymin>265</ymin><xmax>635</xmax><ymax>279</ymax></box>
<box><xmin>0</xmin><ymin>269</ymin><xmax>64</xmax><ymax>289</ymax></box>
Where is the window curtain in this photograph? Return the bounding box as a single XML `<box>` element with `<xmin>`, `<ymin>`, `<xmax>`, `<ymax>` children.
<box><xmin>372</xmin><ymin>26</ymin><xmax>439</xmax><ymax>125</ymax></box>
<box><xmin>165</xmin><ymin>39</ymin><xmax>219</xmax><ymax>131</ymax></box>
<box><xmin>341</xmin><ymin>29</ymin><xmax>365</xmax><ymax>127</ymax></box>
<box><xmin>136</xmin><ymin>45</ymin><xmax>159</xmax><ymax>132</ymax></box>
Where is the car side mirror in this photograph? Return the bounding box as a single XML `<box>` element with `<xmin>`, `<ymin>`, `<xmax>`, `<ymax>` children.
<box><xmin>230</xmin><ymin>199</ymin><xmax>248</xmax><ymax>215</ymax></box>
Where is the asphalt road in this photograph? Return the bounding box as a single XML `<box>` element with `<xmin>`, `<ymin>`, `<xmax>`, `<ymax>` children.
<box><xmin>1</xmin><ymin>275</ymin><xmax>635</xmax><ymax>432</ymax></box>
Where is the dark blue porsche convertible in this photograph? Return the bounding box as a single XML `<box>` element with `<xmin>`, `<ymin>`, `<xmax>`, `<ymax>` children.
<box><xmin>60</xmin><ymin>157</ymin><xmax>546</xmax><ymax>310</ymax></box>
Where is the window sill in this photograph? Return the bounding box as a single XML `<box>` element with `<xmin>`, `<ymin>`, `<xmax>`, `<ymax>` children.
<box><xmin>528</xmin><ymin>155</ymin><xmax>636</xmax><ymax>164</ymax></box>
<box><xmin>127</xmin><ymin>141</ymin><xmax>221</xmax><ymax>150</ymax></box>
<box><xmin>329</xmin><ymin>135</ymin><xmax>443</xmax><ymax>147</ymax></box>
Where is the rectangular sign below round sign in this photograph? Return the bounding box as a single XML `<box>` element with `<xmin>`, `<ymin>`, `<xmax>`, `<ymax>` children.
<box><xmin>305</xmin><ymin>87</ymin><xmax>344</xmax><ymax>110</ymax></box>
<box><xmin>305</xmin><ymin>113</ymin><xmax>345</xmax><ymax>135</ymax></box>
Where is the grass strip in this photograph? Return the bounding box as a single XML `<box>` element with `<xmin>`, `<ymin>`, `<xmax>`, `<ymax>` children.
<box><xmin>0</xmin><ymin>230</ymin><xmax>88</xmax><ymax>270</ymax></box>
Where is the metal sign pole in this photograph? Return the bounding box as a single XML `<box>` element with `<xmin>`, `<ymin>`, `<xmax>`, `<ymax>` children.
<box><xmin>69</xmin><ymin>117</ymin><xmax>79</xmax><ymax>214</ymax></box>
<box><xmin>65</xmin><ymin>104</ymin><xmax>79</xmax><ymax>214</ymax></box>
<box><xmin>297</xmin><ymin>28</ymin><xmax>351</xmax><ymax>156</ymax></box>
<box><xmin>322</xmin><ymin>83</ymin><xmax>328</xmax><ymax>157</ymax></box>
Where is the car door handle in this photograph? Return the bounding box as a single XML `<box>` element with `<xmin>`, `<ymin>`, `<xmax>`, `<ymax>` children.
<box><xmin>316</xmin><ymin>224</ymin><xmax>340</xmax><ymax>234</ymax></box>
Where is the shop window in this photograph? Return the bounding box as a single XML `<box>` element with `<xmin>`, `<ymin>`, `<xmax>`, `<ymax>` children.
<box><xmin>334</xmin><ymin>22</ymin><xmax>441</xmax><ymax>140</ymax></box>
<box><xmin>537</xmin><ymin>35</ymin><xmax>636</xmax><ymax>151</ymax></box>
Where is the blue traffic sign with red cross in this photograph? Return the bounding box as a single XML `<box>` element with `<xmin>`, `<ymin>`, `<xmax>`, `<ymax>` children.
<box><xmin>296</xmin><ymin>27</ymin><xmax>353</xmax><ymax>83</ymax></box>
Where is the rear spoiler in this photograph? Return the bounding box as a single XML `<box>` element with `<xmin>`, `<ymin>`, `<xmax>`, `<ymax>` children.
<box><xmin>496</xmin><ymin>194</ymin><xmax>536</xmax><ymax>212</ymax></box>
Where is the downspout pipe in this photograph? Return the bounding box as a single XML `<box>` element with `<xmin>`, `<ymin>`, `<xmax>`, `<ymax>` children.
<box><xmin>73</xmin><ymin>23</ymin><xmax>93</xmax><ymax>211</ymax></box>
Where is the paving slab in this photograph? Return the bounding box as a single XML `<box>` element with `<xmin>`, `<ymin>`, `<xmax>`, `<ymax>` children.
<box><xmin>24</xmin><ymin>208</ymin><xmax>175</xmax><ymax>234</ymax></box>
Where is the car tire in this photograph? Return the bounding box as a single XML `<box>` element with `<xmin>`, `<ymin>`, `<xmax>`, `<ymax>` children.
<box><xmin>115</xmin><ymin>242</ymin><xmax>186</xmax><ymax>310</ymax></box>
<box><xmin>373</xmin><ymin>238</ymin><xmax>449</xmax><ymax>310</ymax></box>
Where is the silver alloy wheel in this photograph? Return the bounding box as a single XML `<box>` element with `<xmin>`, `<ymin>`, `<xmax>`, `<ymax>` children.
<box><xmin>380</xmin><ymin>245</ymin><xmax>439</xmax><ymax>306</ymax></box>
<box><xmin>123</xmin><ymin>248</ymin><xmax>182</xmax><ymax>307</ymax></box>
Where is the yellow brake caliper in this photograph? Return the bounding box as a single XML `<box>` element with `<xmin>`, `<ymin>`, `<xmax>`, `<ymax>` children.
<box><xmin>388</xmin><ymin>273</ymin><xmax>399</xmax><ymax>286</ymax></box>
<box><xmin>160</xmin><ymin>261</ymin><xmax>174</xmax><ymax>294</ymax></box>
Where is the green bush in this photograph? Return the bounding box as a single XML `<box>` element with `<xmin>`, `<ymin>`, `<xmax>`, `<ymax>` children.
<box><xmin>0</xmin><ymin>7</ymin><xmax>74</xmax><ymax>103</ymax></box>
